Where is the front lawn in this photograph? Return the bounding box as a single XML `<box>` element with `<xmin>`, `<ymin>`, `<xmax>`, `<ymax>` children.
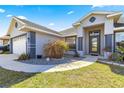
<box><xmin>1</xmin><ymin>62</ymin><xmax>124</xmax><ymax>88</ymax></box>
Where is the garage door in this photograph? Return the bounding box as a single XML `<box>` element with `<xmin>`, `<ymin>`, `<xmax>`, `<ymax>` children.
<box><xmin>12</xmin><ymin>35</ymin><xmax>27</xmax><ymax>55</ymax></box>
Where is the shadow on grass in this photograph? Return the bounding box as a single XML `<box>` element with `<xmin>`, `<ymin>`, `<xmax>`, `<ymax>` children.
<box><xmin>0</xmin><ymin>67</ymin><xmax>38</xmax><ymax>88</ymax></box>
<box><xmin>109</xmin><ymin>64</ymin><xmax>124</xmax><ymax>75</ymax></box>
<box><xmin>97</xmin><ymin>61</ymin><xmax>124</xmax><ymax>76</ymax></box>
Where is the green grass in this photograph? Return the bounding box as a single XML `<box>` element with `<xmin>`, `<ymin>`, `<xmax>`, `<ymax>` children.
<box><xmin>1</xmin><ymin>62</ymin><xmax>124</xmax><ymax>88</ymax></box>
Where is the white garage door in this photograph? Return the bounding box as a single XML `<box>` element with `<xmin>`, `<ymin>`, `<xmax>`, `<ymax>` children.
<box><xmin>13</xmin><ymin>35</ymin><xmax>27</xmax><ymax>55</ymax></box>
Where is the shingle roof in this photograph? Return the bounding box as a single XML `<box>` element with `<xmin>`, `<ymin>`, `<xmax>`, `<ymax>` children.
<box><xmin>60</xmin><ymin>27</ymin><xmax>76</xmax><ymax>37</ymax></box>
<box><xmin>14</xmin><ymin>17</ymin><xmax>61</xmax><ymax>35</ymax></box>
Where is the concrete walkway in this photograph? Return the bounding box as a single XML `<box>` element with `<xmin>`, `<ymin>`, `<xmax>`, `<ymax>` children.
<box><xmin>0</xmin><ymin>54</ymin><xmax>98</xmax><ymax>73</ymax></box>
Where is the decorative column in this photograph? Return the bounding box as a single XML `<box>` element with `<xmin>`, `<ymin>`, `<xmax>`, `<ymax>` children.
<box><xmin>104</xmin><ymin>18</ymin><xmax>114</xmax><ymax>52</ymax></box>
<box><xmin>75</xmin><ymin>24</ymin><xmax>84</xmax><ymax>57</ymax></box>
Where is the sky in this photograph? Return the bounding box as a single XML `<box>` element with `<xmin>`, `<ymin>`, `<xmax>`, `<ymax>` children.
<box><xmin>0</xmin><ymin>5</ymin><xmax>124</xmax><ymax>37</ymax></box>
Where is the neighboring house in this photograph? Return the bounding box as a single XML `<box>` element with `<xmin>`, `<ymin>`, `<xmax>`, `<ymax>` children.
<box><xmin>7</xmin><ymin>11</ymin><xmax>124</xmax><ymax>58</ymax></box>
<box><xmin>7</xmin><ymin>17</ymin><xmax>63</xmax><ymax>58</ymax></box>
<box><xmin>0</xmin><ymin>35</ymin><xmax>10</xmax><ymax>46</ymax></box>
<box><xmin>0</xmin><ymin>40</ymin><xmax>2</xmax><ymax>46</ymax></box>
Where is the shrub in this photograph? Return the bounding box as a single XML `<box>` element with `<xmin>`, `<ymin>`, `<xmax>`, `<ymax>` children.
<box><xmin>117</xmin><ymin>46</ymin><xmax>124</xmax><ymax>54</ymax></box>
<box><xmin>108</xmin><ymin>53</ymin><xmax>118</xmax><ymax>61</ymax></box>
<box><xmin>18</xmin><ymin>53</ymin><xmax>30</xmax><ymax>60</ymax></box>
<box><xmin>2</xmin><ymin>45</ymin><xmax>9</xmax><ymax>51</ymax></box>
<box><xmin>109</xmin><ymin>46</ymin><xmax>124</xmax><ymax>63</ymax></box>
<box><xmin>73</xmin><ymin>50</ymin><xmax>80</xmax><ymax>57</ymax></box>
<box><xmin>117</xmin><ymin>46</ymin><xmax>124</xmax><ymax>62</ymax></box>
<box><xmin>44</xmin><ymin>40</ymin><xmax>69</xmax><ymax>59</ymax></box>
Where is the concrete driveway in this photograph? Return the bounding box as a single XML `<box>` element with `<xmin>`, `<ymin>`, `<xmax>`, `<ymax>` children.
<box><xmin>0</xmin><ymin>54</ymin><xmax>97</xmax><ymax>73</ymax></box>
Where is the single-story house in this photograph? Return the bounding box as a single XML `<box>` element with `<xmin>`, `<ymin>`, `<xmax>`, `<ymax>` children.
<box><xmin>0</xmin><ymin>35</ymin><xmax>10</xmax><ymax>46</ymax></box>
<box><xmin>7</xmin><ymin>11</ymin><xmax>124</xmax><ymax>58</ymax></box>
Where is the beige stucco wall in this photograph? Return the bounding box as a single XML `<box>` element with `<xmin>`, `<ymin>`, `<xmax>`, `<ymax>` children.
<box><xmin>10</xmin><ymin>21</ymin><xmax>26</xmax><ymax>38</ymax></box>
<box><xmin>82</xmin><ymin>14</ymin><xmax>106</xmax><ymax>27</ymax></box>
<box><xmin>84</xmin><ymin>25</ymin><xmax>104</xmax><ymax>55</ymax></box>
<box><xmin>76</xmin><ymin>24</ymin><xmax>84</xmax><ymax>37</ymax></box>
<box><xmin>104</xmin><ymin>18</ymin><xmax>114</xmax><ymax>35</ymax></box>
<box><xmin>36</xmin><ymin>32</ymin><xmax>63</xmax><ymax>56</ymax></box>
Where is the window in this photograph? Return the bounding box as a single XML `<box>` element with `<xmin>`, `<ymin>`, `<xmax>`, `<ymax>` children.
<box><xmin>115</xmin><ymin>32</ymin><xmax>124</xmax><ymax>50</ymax></box>
<box><xmin>105</xmin><ymin>35</ymin><xmax>112</xmax><ymax>52</ymax></box>
<box><xmin>15</xmin><ymin>22</ymin><xmax>18</xmax><ymax>28</ymax></box>
<box><xmin>78</xmin><ymin>37</ymin><xmax>83</xmax><ymax>51</ymax></box>
<box><xmin>89</xmin><ymin>17</ymin><xmax>96</xmax><ymax>23</ymax></box>
<box><xmin>65</xmin><ymin>36</ymin><xmax>76</xmax><ymax>50</ymax></box>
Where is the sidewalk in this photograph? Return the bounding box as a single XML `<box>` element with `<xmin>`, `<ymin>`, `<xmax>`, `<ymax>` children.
<box><xmin>0</xmin><ymin>54</ymin><xmax>98</xmax><ymax>73</ymax></box>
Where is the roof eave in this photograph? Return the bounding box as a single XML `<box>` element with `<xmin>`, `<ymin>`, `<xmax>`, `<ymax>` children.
<box><xmin>72</xmin><ymin>22</ymin><xmax>81</xmax><ymax>26</ymax></box>
<box><xmin>107</xmin><ymin>12</ymin><xmax>123</xmax><ymax>18</ymax></box>
<box><xmin>19</xmin><ymin>26</ymin><xmax>63</xmax><ymax>37</ymax></box>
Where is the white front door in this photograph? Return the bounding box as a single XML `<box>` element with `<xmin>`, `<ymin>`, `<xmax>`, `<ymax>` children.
<box><xmin>12</xmin><ymin>35</ymin><xmax>27</xmax><ymax>55</ymax></box>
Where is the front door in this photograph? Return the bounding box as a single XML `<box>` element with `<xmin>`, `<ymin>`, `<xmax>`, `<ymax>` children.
<box><xmin>89</xmin><ymin>31</ymin><xmax>100</xmax><ymax>55</ymax></box>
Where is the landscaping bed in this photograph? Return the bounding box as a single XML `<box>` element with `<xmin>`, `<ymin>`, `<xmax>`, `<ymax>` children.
<box><xmin>17</xmin><ymin>56</ymin><xmax>84</xmax><ymax>65</ymax></box>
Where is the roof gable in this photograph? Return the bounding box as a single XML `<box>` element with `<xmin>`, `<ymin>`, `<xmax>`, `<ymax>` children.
<box><xmin>7</xmin><ymin>17</ymin><xmax>25</xmax><ymax>35</ymax></box>
<box><xmin>73</xmin><ymin>11</ymin><xmax>122</xmax><ymax>26</ymax></box>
